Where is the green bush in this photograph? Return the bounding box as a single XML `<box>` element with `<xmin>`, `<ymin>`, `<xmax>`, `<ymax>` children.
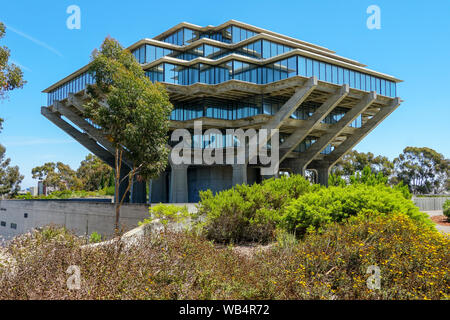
<box><xmin>198</xmin><ymin>174</ymin><xmax>315</xmax><ymax>243</ymax></box>
<box><xmin>443</xmin><ymin>200</ymin><xmax>450</xmax><ymax>219</ymax></box>
<box><xmin>89</xmin><ymin>232</ymin><xmax>102</xmax><ymax>243</ymax></box>
<box><xmin>140</xmin><ymin>204</ymin><xmax>190</xmax><ymax>227</ymax></box>
<box><xmin>282</xmin><ymin>183</ymin><xmax>433</xmax><ymax>236</ymax></box>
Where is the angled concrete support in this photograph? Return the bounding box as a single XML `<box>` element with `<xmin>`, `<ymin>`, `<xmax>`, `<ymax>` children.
<box><xmin>170</xmin><ymin>164</ymin><xmax>189</xmax><ymax>203</ymax></box>
<box><xmin>67</xmin><ymin>93</ymin><xmax>86</xmax><ymax>113</ymax></box>
<box><xmin>262</xmin><ymin>77</ymin><xmax>318</xmax><ymax>131</ymax></box>
<box><xmin>43</xmin><ymin>106</ymin><xmax>136</xmax><ymax>203</ymax></box>
<box><xmin>247</xmin><ymin>77</ymin><xmax>317</xmax><ymax>164</ymax></box>
<box><xmin>323</xmin><ymin>98</ymin><xmax>401</xmax><ymax>167</ymax></box>
<box><xmin>41</xmin><ymin>107</ymin><xmax>115</xmax><ymax>167</ymax></box>
<box><xmin>232</xmin><ymin>164</ymin><xmax>247</xmax><ymax>186</ymax></box>
<box><xmin>53</xmin><ymin>101</ymin><xmax>116</xmax><ymax>155</ymax></box>
<box><xmin>279</xmin><ymin>84</ymin><xmax>350</xmax><ymax>162</ymax></box>
<box><xmin>295</xmin><ymin>91</ymin><xmax>378</xmax><ymax>172</ymax></box>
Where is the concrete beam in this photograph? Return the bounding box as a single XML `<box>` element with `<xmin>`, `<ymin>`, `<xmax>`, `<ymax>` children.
<box><xmin>53</xmin><ymin>101</ymin><xmax>116</xmax><ymax>154</ymax></box>
<box><xmin>246</xmin><ymin>76</ymin><xmax>317</xmax><ymax>164</ymax></box>
<box><xmin>262</xmin><ymin>77</ymin><xmax>318</xmax><ymax>132</ymax></box>
<box><xmin>278</xmin><ymin>84</ymin><xmax>349</xmax><ymax>162</ymax></box>
<box><xmin>67</xmin><ymin>93</ymin><xmax>86</xmax><ymax>113</ymax></box>
<box><xmin>295</xmin><ymin>91</ymin><xmax>377</xmax><ymax>171</ymax></box>
<box><xmin>169</xmin><ymin>164</ymin><xmax>189</xmax><ymax>203</ymax></box>
<box><xmin>323</xmin><ymin>98</ymin><xmax>401</xmax><ymax>167</ymax></box>
<box><xmin>41</xmin><ymin>107</ymin><xmax>115</xmax><ymax>167</ymax></box>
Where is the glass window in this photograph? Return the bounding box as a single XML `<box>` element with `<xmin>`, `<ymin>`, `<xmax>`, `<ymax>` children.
<box><xmin>287</xmin><ymin>56</ymin><xmax>297</xmax><ymax>78</ymax></box>
<box><xmin>262</xmin><ymin>40</ymin><xmax>270</xmax><ymax>59</ymax></box>
<box><xmin>312</xmin><ymin>60</ymin><xmax>319</xmax><ymax>78</ymax></box>
<box><xmin>298</xmin><ymin>56</ymin><xmax>306</xmax><ymax>76</ymax></box>
<box><xmin>319</xmin><ymin>62</ymin><xmax>326</xmax><ymax>81</ymax></box>
<box><xmin>306</xmin><ymin>59</ymin><xmax>313</xmax><ymax>77</ymax></box>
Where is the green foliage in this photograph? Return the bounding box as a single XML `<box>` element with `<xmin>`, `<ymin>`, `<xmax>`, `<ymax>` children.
<box><xmin>31</xmin><ymin>162</ymin><xmax>81</xmax><ymax>192</ymax></box>
<box><xmin>332</xmin><ymin>150</ymin><xmax>394</xmax><ymax>178</ymax></box>
<box><xmin>443</xmin><ymin>200</ymin><xmax>450</xmax><ymax>219</ymax></box>
<box><xmin>84</xmin><ymin>37</ymin><xmax>173</xmax><ymax>232</ymax></box>
<box><xmin>140</xmin><ymin>204</ymin><xmax>190</xmax><ymax>227</ymax></box>
<box><xmin>0</xmin><ymin>120</ymin><xmax>23</xmax><ymax>197</ymax></box>
<box><xmin>84</xmin><ymin>37</ymin><xmax>173</xmax><ymax>182</ymax></box>
<box><xmin>76</xmin><ymin>154</ymin><xmax>113</xmax><ymax>191</ymax></box>
<box><xmin>393</xmin><ymin>146</ymin><xmax>449</xmax><ymax>194</ymax></box>
<box><xmin>330</xmin><ymin>166</ymin><xmax>388</xmax><ymax>187</ymax></box>
<box><xmin>0</xmin><ymin>22</ymin><xmax>26</xmax><ymax>100</ymax></box>
<box><xmin>198</xmin><ymin>175</ymin><xmax>315</xmax><ymax>243</ymax></box>
<box><xmin>89</xmin><ymin>232</ymin><xmax>102</xmax><ymax>244</ymax></box>
<box><xmin>282</xmin><ymin>183</ymin><xmax>433</xmax><ymax>236</ymax></box>
<box><xmin>349</xmin><ymin>166</ymin><xmax>388</xmax><ymax>185</ymax></box>
<box><xmin>0</xmin><ymin>144</ymin><xmax>23</xmax><ymax>196</ymax></box>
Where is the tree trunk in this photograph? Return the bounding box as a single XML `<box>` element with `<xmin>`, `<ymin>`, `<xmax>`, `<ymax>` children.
<box><xmin>114</xmin><ymin>148</ymin><xmax>121</xmax><ymax>235</ymax></box>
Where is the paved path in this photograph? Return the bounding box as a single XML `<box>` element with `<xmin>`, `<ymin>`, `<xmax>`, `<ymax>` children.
<box><xmin>425</xmin><ymin>211</ymin><xmax>450</xmax><ymax>234</ymax></box>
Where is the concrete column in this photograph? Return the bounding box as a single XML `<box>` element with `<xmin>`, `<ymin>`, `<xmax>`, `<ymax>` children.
<box><xmin>131</xmin><ymin>177</ymin><xmax>147</xmax><ymax>204</ymax></box>
<box><xmin>316</xmin><ymin>166</ymin><xmax>331</xmax><ymax>187</ymax></box>
<box><xmin>261</xmin><ymin>168</ymin><xmax>279</xmax><ymax>180</ymax></box>
<box><xmin>232</xmin><ymin>164</ymin><xmax>247</xmax><ymax>186</ymax></box>
<box><xmin>170</xmin><ymin>164</ymin><xmax>189</xmax><ymax>203</ymax></box>
<box><xmin>150</xmin><ymin>172</ymin><xmax>168</xmax><ymax>203</ymax></box>
<box><xmin>283</xmin><ymin>159</ymin><xmax>306</xmax><ymax>176</ymax></box>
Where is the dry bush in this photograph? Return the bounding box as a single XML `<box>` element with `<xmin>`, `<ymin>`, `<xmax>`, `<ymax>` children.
<box><xmin>0</xmin><ymin>214</ymin><xmax>448</xmax><ymax>300</ymax></box>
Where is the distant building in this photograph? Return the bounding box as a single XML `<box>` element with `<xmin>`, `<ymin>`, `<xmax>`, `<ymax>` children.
<box><xmin>29</xmin><ymin>187</ymin><xmax>38</xmax><ymax>196</ymax></box>
<box><xmin>37</xmin><ymin>181</ymin><xmax>45</xmax><ymax>196</ymax></box>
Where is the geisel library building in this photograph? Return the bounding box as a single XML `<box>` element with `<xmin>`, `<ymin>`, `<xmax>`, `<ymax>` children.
<box><xmin>42</xmin><ymin>20</ymin><xmax>402</xmax><ymax>203</ymax></box>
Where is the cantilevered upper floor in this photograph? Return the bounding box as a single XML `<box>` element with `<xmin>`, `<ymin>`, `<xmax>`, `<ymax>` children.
<box><xmin>43</xmin><ymin>20</ymin><xmax>401</xmax><ymax>108</ymax></box>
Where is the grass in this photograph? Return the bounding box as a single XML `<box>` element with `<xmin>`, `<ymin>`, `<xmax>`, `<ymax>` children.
<box><xmin>0</xmin><ymin>213</ymin><xmax>448</xmax><ymax>300</ymax></box>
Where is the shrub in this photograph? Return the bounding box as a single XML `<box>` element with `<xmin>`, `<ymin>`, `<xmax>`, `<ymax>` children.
<box><xmin>198</xmin><ymin>175</ymin><xmax>315</xmax><ymax>243</ymax></box>
<box><xmin>443</xmin><ymin>200</ymin><xmax>450</xmax><ymax>219</ymax></box>
<box><xmin>1</xmin><ymin>214</ymin><xmax>448</xmax><ymax>300</ymax></box>
<box><xmin>89</xmin><ymin>232</ymin><xmax>102</xmax><ymax>243</ymax></box>
<box><xmin>140</xmin><ymin>204</ymin><xmax>190</xmax><ymax>227</ymax></box>
<box><xmin>282</xmin><ymin>184</ymin><xmax>434</xmax><ymax>236</ymax></box>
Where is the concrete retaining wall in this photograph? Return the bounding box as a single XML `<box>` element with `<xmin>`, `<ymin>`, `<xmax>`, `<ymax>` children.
<box><xmin>0</xmin><ymin>200</ymin><xmax>198</xmax><ymax>241</ymax></box>
<box><xmin>413</xmin><ymin>196</ymin><xmax>450</xmax><ymax>211</ymax></box>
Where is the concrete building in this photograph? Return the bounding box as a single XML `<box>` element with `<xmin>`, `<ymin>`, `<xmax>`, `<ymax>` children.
<box><xmin>42</xmin><ymin>20</ymin><xmax>402</xmax><ymax>203</ymax></box>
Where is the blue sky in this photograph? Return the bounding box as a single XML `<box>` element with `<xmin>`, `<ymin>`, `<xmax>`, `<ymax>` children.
<box><xmin>0</xmin><ymin>0</ymin><xmax>449</xmax><ymax>188</ymax></box>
